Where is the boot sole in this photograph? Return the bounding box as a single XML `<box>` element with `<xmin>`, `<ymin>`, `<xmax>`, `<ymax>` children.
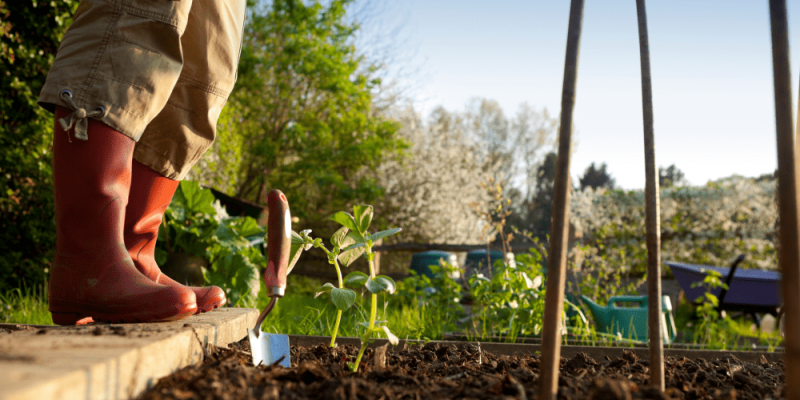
<box><xmin>51</xmin><ymin>303</ymin><xmax>197</xmax><ymax>325</ymax></box>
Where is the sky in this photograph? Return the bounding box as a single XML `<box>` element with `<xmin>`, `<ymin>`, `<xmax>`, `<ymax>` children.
<box><xmin>362</xmin><ymin>1</ymin><xmax>800</xmax><ymax>189</ymax></box>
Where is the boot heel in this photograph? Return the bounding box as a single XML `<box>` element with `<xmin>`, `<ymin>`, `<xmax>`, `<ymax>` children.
<box><xmin>51</xmin><ymin>312</ymin><xmax>94</xmax><ymax>325</ymax></box>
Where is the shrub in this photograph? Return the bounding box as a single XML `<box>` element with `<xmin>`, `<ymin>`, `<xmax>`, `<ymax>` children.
<box><xmin>0</xmin><ymin>1</ymin><xmax>79</xmax><ymax>292</ymax></box>
<box><xmin>158</xmin><ymin>181</ymin><xmax>266</xmax><ymax>307</ymax></box>
<box><xmin>570</xmin><ymin>175</ymin><xmax>778</xmax><ymax>275</ymax></box>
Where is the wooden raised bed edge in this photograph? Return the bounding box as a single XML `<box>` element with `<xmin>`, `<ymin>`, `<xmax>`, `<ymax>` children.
<box><xmin>441</xmin><ymin>333</ymin><xmax>785</xmax><ymax>353</ymax></box>
<box><xmin>289</xmin><ymin>335</ymin><xmax>784</xmax><ymax>364</ymax></box>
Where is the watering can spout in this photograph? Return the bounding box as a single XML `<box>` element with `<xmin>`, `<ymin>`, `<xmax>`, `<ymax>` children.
<box><xmin>580</xmin><ymin>295</ymin><xmax>608</xmax><ymax>320</ymax></box>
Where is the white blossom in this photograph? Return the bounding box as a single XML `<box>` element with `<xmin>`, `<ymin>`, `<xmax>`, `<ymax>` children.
<box><xmin>569</xmin><ymin>176</ymin><xmax>778</xmax><ymax>269</ymax></box>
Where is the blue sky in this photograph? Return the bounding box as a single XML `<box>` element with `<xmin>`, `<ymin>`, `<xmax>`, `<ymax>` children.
<box><xmin>367</xmin><ymin>1</ymin><xmax>800</xmax><ymax>189</ymax></box>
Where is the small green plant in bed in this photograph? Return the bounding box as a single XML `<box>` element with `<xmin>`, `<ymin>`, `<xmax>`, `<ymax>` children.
<box><xmin>158</xmin><ymin>181</ymin><xmax>266</xmax><ymax>307</ymax></box>
<box><xmin>466</xmin><ymin>248</ymin><xmax>549</xmax><ymax>342</ymax></box>
<box><xmin>688</xmin><ymin>269</ymin><xmax>730</xmax><ymax>347</ymax></box>
<box><xmin>667</xmin><ymin>268</ymin><xmax>784</xmax><ymax>350</ymax></box>
<box><xmin>395</xmin><ymin>261</ymin><xmax>466</xmax><ymax>335</ymax></box>
<box><xmin>279</xmin><ymin>205</ymin><xmax>402</xmax><ymax>372</ymax></box>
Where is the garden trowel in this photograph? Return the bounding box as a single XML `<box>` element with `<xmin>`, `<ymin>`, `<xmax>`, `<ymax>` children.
<box><xmin>248</xmin><ymin>189</ymin><xmax>292</xmax><ymax>367</ymax></box>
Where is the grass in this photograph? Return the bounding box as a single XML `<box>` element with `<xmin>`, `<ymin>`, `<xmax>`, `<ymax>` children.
<box><xmin>0</xmin><ymin>275</ymin><xmax>786</xmax><ymax>353</ymax></box>
<box><xmin>0</xmin><ymin>284</ymin><xmax>53</xmax><ymax>325</ymax></box>
<box><xmin>257</xmin><ymin>275</ymin><xmax>457</xmax><ymax>341</ymax></box>
<box><xmin>258</xmin><ymin>289</ymin><xmax>446</xmax><ymax>341</ymax></box>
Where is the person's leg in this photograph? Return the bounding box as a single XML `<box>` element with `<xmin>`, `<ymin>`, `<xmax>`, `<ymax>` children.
<box><xmin>49</xmin><ymin>106</ymin><xmax>197</xmax><ymax>325</ymax></box>
<box><xmin>125</xmin><ymin>160</ymin><xmax>226</xmax><ymax>313</ymax></box>
<box><xmin>39</xmin><ymin>0</ymin><xmax>203</xmax><ymax>324</ymax></box>
<box><xmin>132</xmin><ymin>0</ymin><xmax>246</xmax><ymax>180</ymax></box>
<box><xmin>38</xmin><ymin>0</ymin><xmax>195</xmax><ymax>142</ymax></box>
<box><xmin>125</xmin><ymin>0</ymin><xmax>246</xmax><ymax>312</ymax></box>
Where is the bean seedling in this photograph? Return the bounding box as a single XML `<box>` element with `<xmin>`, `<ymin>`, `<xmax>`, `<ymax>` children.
<box><xmin>288</xmin><ymin>205</ymin><xmax>401</xmax><ymax>372</ymax></box>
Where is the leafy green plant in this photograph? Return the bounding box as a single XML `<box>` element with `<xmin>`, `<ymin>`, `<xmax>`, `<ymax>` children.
<box><xmin>568</xmin><ymin>242</ymin><xmax>646</xmax><ymax>307</ymax></box>
<box><xmin>157</xmin><ymin>181</ymin><xmax>266</xmax><ymax>307</ymax></box>
<box><xmin>294</xmin><ymin>226</ymin><xmax>364</xmax><ymax>347</ymax></box>
<box><xmin>690</xmin><ymin>269</ymin><xmax>733</xmax><ymax>347</ymax></box>
<box><xmin>289</xmin><ymin>205</ymin><xmax>401</xmax><ymax>372</ymax></box>
<box><xmin>467</xmin><ymin>249</ymin><xmax>548</xmax><ymax>342</ymax></box>
<box><xmin>396</xmin><ymin>262</ymin><xmax>465</xmax><ymax>321</ymax></box>
<box><xmin>0</xmin><ymin>0</ymin><xmax>80</xmax><ymax>293</ymax></box>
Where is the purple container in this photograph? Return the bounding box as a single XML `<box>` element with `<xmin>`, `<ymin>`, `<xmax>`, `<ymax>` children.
<box><xmin>665</xmin><ymin>262</ymin><xmax>781</xmax><ymax>309</ymax></box>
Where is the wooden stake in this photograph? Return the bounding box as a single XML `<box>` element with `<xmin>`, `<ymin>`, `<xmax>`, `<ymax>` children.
<box><xmin>769</xmin><ymin>1</ymin><xmax>800</xmax><ymax>398</ymax></box>
<box><xmin>538</xmin><ymin>0</ymin><xmax>584</xmax><ymax>399</ymax></box>
<box><xmin>634</xmin><ymin>0</ymin><xmax>665</xmax><ymax>391</ymax></box>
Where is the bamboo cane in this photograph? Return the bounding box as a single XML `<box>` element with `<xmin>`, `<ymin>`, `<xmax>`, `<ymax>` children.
<box><xmin>768</xmin><ymin>1</ymin><xmax>800</xmax><ymax>398</ymax></box>
<box><xmin>538</xmin><ymin>0</ymin><xmax>584</xmax><ymax>399</ymax></box>
<box><xmin>634</xmin><ymin>0</ymin><xmax>665</xmax><ymax>391</ymax></box>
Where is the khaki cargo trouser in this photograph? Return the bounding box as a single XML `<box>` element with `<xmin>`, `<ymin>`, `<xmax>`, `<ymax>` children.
<box><xmin>38</xmin><ymin>0</ymin><xmax>246</xmax><ymax>180</ymax></box>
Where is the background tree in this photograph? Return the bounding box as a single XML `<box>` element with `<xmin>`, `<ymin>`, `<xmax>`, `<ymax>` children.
<box><xmin>527</xmin><ymin>152</ymin><xmax>558</xmax><ymax>238</ymax></box>
<box><xmin>464</xmin><ymin>98</ymin><xmax>513</xmax><ymax>186</ymax></box>
<box><xmin>579</xmin><ymin>162</ymin><xmax>616</xmax><ymax>190</ymax></box>
<box><xmin>191</xmin><ymin>0</ymin><xmax>403</xmax><ymax>232</ymax></box>
<box><xmin>0</xmin><ymin>0</ymin><xmax>79</xmax><ymax>291</ymax></box>
<box><xmin>404</xmin><ymin>99</ymin><xmax>557</xmax><ymax>244</ymax></box>
<box><xmin>373</xmin><ymin>105</ymin><xmax>496</xmax><ymax>244</ymax></box>
<box><xmin>510</xmin><ymin>103</ymin><xmax>557</xmax><ymax>211</ymax></box>
<box><xmin>659</xmin><ymin>164</ymin><xmax>687</xmax><ymax>188</ymax></box>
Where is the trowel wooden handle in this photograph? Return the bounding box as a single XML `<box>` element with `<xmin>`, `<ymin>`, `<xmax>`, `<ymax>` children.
<box><xmin>264</xmin><ymin>190</ymin><xmax>290</xmax><ymax>297</ymax></box>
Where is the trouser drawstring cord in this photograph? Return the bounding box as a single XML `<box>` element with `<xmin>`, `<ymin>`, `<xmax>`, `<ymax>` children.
<box><xmin>58</xmin><ymin>90</ymin><xmax>105</xmax><ymax>141</ymax></box>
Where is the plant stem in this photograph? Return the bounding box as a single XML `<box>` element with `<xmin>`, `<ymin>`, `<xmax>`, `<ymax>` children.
<box><xmin>330</xmin><ymin>310</ymin><xmax>342</xmax><ymax>347</ymax></box>
<box><xmin>352</xmin><ymin>247</ymin><xmax>377</xmax><ymax>372</ymax></box>
<box><xmin>330</xmin><ymin>258</ymin><xmax>344</xmax><ymax>348</ymax></box>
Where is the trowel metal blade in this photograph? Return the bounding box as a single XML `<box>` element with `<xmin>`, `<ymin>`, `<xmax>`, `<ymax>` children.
<box><xmin>247</xmin><ymin>328</ymin><xmax>291</xmax><ymax>367</ymax></box>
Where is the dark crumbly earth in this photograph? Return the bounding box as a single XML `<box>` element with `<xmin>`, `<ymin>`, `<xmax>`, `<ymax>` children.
<box><xmin>139</xmin><ymin>338</ymin><xmax>785</xmax><ymax>400</ymax></box>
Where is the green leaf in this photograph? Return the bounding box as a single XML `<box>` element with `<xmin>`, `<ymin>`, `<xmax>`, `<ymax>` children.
<box><xmin>330</xmin><ymin>288</ymin><xmax>356</xmax><ymax>310</ymax></box>
<box><xmin>206</xmin><ymin>251</ymin><xmax>258</xmax><ymax>308</ymax></box>
<box><xmin>376</xmin><ymin>275</ymin><xmax>396</xmax><ymax>294</ymax></box>
<box><xmin>339</xmin><ymin>249</ymin><xmax>365</xmax><ymax>267</ymax></box>
<box><xmin>344</xmin><ymin>271</ymin><xmax>368</xmax><ymax>287</ymax></box>
<box><xmin>330</xmin><ymin>227</ymin><xmax>349</xmax><ymax>248</ymax></box>
<box><xmin>214</xmin><ymin>223</ymin><xmax>251</xmax><ymax>251</ymax></box>
<box><xmin>165</xmin><ymin>204</ymin><xmax>185</xmax><ymax>222</ymax></box>
<box><xmin>704</xmin><ymin>292</ymin><xmax>719</xmax><ymax>307</ymax></box>
<box><xmin>174</xmin><ymin>181</ymin><xmax>217</xmax><ymax>217</ymax></box>
<box><xmin>365</xmin><ymin>275</ymin><xmax>396</xmax><ymax>294</ymax></box>
<box><xmin>287</xmin><ymin>231</ymin><xmax>307</xmax><ymax>275</ymax></box>
<box><xmin>155</xmin><ymin>247</ymin><xmax>168</xmax><ymax>266</ymax></box>
<box><xmin>341</xmin><ymin>241</ymin><xmax>366</xmax><ymax>253</ymax></box>
<box><xmin>229</xmin><ymin>217</ymin><xmax>264</xmax><ymax>238</ymax></box>
<box><xmin>330</xmin><ymin>211</ymin><xmax>358</xmax><ymax>232</ymax></box>
<box><xmin>315</xmin><ymin>282</ymin><xmax>336</xmax><ymax>298</ymax></box>
<box><xmin>338</xmin><ymin>231</ymin><xmax>365</xmax><ymax>266</ymax></box>
<box><xmin>368</xmin><ymin>228</ymin><xmax>402</xmax><ymax>243</ymax></box>
<box><xmin>353</xmin><ymin>205</ymin><xmax>373</xmax><ymax>234</ymax></box>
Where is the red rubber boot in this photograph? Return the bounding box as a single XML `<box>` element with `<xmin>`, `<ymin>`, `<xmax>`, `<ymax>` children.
<box><xmin>48</xmin><ymin>106</ymin><xmax>197</xmax><ymax>325</ymax></box>
<box><xmin>124</xmin><ymin>160</ymin><xmax>227</xmax><ymax>314</ymax></box>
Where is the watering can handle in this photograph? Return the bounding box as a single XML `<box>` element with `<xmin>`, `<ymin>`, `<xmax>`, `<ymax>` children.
<box><xmin>608</xmin><ymin>295</ymin><xmax>647</xmax><ymax>307</ymax></box>
<box><xmin>264</xmin><ymin>189</ymin><xmax>291</xmax><ymax>297</ymax></box>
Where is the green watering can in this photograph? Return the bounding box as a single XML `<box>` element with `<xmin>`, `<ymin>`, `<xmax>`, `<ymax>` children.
<box><xmin>581</xmin><ymin>295</ymin><xmax>677</xmax><ymax>344</ymax></box>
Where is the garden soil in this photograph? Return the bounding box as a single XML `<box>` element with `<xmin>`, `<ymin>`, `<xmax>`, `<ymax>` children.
<box><xmin>139</xmin><ymin>338</ymin><xmax>785</xmax><ymax>400</ymax></box>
